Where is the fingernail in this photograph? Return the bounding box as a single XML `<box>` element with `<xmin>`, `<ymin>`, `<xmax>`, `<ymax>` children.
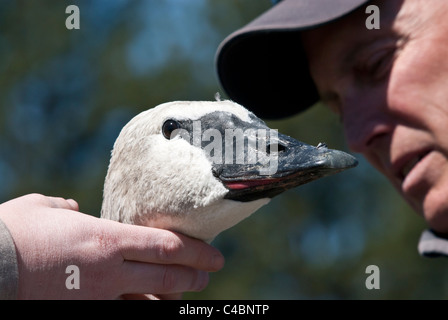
<box><xmin>212</xmin><ymin>253</ymin><xmax>225</xmax><ymax>271</ymax></box>
<box><xmin>66</xmin><ymin>199</ymin><xmax>79</xmax><ymax>211</ymax></box>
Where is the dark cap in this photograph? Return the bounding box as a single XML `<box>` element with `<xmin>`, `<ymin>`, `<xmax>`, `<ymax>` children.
<box><xmin>216</xmin><ymin>0</ymin><xmax>370</xmax><ymax>119</ymax></box>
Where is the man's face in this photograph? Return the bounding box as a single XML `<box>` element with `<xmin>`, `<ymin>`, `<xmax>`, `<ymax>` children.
<box><xmin>302</xmin><ymin>0</ymin><xmax>448</xmax><ymax>233</ymax></box>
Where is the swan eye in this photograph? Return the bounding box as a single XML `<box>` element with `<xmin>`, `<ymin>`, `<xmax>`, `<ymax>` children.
<box><xmin>162</xmin><ymin>119</ymin><xmax>181</xmax><ymax>139</ymax></box>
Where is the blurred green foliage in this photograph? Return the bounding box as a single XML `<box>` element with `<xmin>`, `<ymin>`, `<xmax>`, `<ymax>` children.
<box><xmin>0</xmin><ymin>0</ymin><xmax>446</xmax><ymax>299</ymax></box>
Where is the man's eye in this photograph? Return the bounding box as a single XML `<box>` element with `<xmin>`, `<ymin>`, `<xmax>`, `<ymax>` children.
<box><xmin>355</xmin><ymin>48</ymin><xmax>395</xmax><ymax>82</ymax></box>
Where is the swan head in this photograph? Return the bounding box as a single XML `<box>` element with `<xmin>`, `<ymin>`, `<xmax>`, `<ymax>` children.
<box><xmin>101</xmin><ymin>100</ymin><xmax>357</xmax><ymax>242</ymax></box>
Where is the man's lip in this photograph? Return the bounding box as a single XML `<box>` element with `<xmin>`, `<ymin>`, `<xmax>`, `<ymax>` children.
<box><xmin>393</xmin><ymin>148</ymin><xmax>432</xmax><ymax>182</ymax></box>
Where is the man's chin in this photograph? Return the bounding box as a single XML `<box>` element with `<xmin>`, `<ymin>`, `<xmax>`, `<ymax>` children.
<box><xmin>397</xmin><ymin>181</ymin><xmax>448</xmax><ymax>234</ymax></box>
<box><xmin>423</xmin><ymin>190</ymin><xmax>448</xmax><ymax>234</ymax></box>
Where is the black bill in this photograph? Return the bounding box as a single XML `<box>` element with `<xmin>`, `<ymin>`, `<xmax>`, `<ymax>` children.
<box><xmin>214</xmin><ymin>132</ymin><xmax>358</xmax><ymax>202</ymax></box>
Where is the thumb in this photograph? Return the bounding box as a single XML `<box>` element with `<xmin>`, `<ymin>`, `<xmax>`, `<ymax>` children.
<box><xmin>66</xmin><ymin>199</ymin><xmax>79</xmax><ymax>211</ymax></box>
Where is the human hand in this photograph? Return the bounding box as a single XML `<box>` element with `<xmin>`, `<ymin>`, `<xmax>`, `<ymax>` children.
<box><xmin>0</xmin><ymin>194</ymin><xmax>224</xmax><ymax>299</ymax></box>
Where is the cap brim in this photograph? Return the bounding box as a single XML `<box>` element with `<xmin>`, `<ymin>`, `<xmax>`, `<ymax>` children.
<box><xmin>216</xmin><ymin>0</ymin><xmax>370</xmax><ymax>119</ymax></box>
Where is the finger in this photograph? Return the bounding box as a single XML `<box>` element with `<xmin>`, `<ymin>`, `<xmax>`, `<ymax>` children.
<box><xmin>120</xmin><ymin>293</ymin><xmax>181</xmax><ymax>300</ymax></box>
<box><xmin>119</xmin><ymin>261</ymin><xmax>209</xmax><ymax>295</ymax></box>
<box><xmin>155</xmin><ymin>293</ymin><xmax>183</xmax><ymax>300</ymax></box>
<box><xmin>120</xmin><ymin>294</ymin><xmax>155</xmax><ymax>300</ymax></box>
<box><xmin>116</xmin><ymin>224</ymin><xmax>225</xmax><ymax>272</ymax></box>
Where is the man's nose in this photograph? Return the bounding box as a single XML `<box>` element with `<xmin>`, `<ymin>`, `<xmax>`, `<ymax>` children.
<box><xmin>341</xmin><ymin>88</ymin><xmax>394</xmax><ymax>154</ymax></box>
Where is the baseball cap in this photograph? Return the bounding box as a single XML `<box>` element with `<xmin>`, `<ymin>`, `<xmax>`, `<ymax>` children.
<box><xmin>216</xmin><ymin>0</ymin><xmax>370</xmax><ymax>119</ymax></box>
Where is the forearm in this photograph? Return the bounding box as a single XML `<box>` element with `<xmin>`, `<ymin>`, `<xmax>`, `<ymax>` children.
<box><xmin>0</xmin><ymin>217</ymin><xmax>18</xmax><ymax>299</ymax></box>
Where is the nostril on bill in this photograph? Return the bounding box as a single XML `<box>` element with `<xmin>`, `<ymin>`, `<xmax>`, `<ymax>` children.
<box><xmin>266</xmin><ymin>143</ymin><xmax>287</xmax><ymax>154</ymax></box>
